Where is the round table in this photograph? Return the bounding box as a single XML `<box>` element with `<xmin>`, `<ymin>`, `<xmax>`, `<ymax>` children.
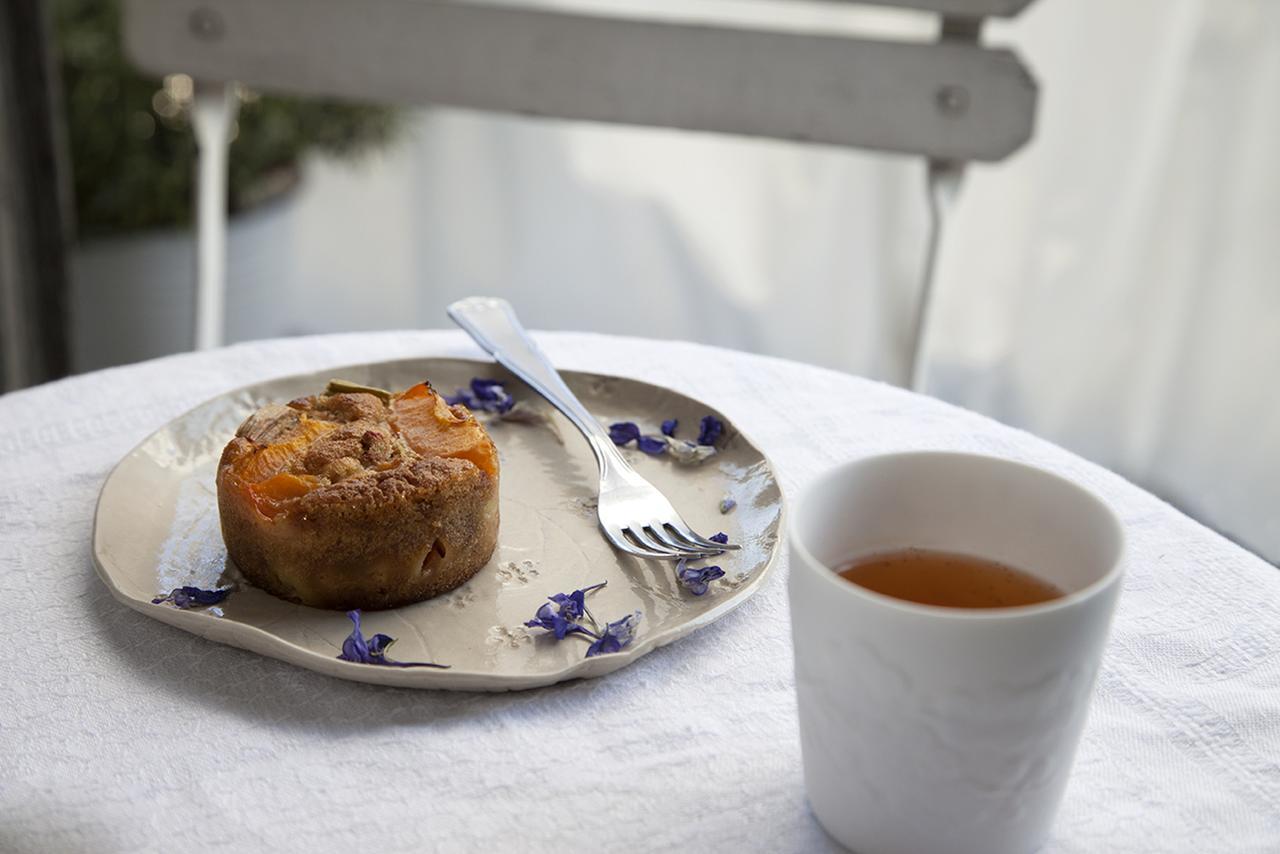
<box><xmin>2</xmin><ymin>331</ymin><xmax>1276</xmax><ymax>853</ymax></box>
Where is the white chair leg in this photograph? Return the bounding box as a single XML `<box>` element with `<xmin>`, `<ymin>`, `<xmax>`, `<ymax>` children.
<box><xmin>190</xmin><ymin>80</ymin><xmax>239</xmax><ymax>351</ymax></box>
<box><xmin>907</xmin><ymin>158</ymin><xmax>965</xmax><ymax>391</ymax></box>
<box><xmin>908</xmin><ymin>16</ymin><xmax>982</xmax><ymax>392</ymax></box>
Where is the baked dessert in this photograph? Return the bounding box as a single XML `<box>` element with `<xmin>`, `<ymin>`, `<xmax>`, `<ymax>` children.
<box><xmin>216</xmin><ymin>380</ymin><xmax>499</xmax><ymax>610</ymax></box>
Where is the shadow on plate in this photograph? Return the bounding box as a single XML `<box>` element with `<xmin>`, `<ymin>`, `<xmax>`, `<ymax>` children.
<box><xmin>82</xmin><ymin>547</ymin><xmax>705</xmax><ymax>734</ymax></box>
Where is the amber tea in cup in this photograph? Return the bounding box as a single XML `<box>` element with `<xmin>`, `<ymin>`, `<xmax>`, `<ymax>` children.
<box><xmin>837</xmin><ymin>548</ymin><xmax>1064</xmax><ymax>609</ymax></box>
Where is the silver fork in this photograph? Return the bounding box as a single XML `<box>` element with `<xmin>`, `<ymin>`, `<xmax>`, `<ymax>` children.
<box><xmin>448</xmin><ymin>296</ymin><xmax>738</xmax><ymax>561</ymax></box>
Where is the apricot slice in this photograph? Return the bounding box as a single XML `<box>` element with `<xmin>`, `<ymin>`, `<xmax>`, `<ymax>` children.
<box><xmin>247</xmin><ymin>472</ymin><xmax>321</xmax><ymax>518</ymax></box>
<box><xmin>390</xmin><ymin>383</ymin><xmax>498</xmax><ymax>477</ymax></box>
<box><xmin>232</xmin><ymin>417</ymin><xmax>336</xmax><ymax>484</ymax></box>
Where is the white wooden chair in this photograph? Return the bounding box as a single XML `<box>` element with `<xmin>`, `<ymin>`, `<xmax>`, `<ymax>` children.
<box><xmin>122</xmin><ymin>0</ymin><xmax>1039</xmax><ymax>388</ymax></box>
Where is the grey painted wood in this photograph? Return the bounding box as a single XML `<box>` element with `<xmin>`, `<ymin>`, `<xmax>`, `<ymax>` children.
<box><xmin>124</xmin><ymin>0</ymin><xmax>1036</xmax><ymax>161</ymax></box>
<box><xmin>828</xmin><ymin>0</ymin><xmax>1034</xmax><ymax>16</ymax></box>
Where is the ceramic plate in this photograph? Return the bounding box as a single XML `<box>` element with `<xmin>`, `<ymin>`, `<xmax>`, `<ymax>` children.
<box><xmin>92</xmin><ymin>358</ymin><xmax>783</xmax><ymax>690</ymax></box>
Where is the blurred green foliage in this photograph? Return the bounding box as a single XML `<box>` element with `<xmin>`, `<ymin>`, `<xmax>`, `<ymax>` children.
<box><xmin>54</xmin><ymin>0</ymin><xmax>399</xmax><ymax>236</ymax></box>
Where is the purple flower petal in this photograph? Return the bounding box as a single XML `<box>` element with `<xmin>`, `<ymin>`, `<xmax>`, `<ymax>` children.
<box><xmin>470</xmin><ymin>378</ymin><xmax>504</xmax><ymax>394</ymax></box>
<box><xmin>526</xmin><ymin>600</ymin><xmax>589</xmax><ymax>640</ymax></box>
<box><xmin>525</xmin><ymin>582</ymin><xmax>608</xmax><ymax>640</ymax></box>
<box><xmin>719</xmin><ymin>497</ymin><xmax>737</xmax><ymax>514</ymax></box>
<box><xmin>609</xmin><ymin>422</ymin><xmax>642</xmax><ymax>446</ymax></box>
<box><xmin>676</xmin><ymin>559</ymin><xmax>725</xmax><ymax>596</ymax></box>
<box><xmin>470</xmin><ymin>378</ymin><xmax>515</xmax><ymax>413</ymax></box>
<box><xmin>585</xmin><ymin>611</ymin><xmax>642</xmax><ymax>657</ymax></box>
<box><xmin>443</xmin><ymin>390</ymin><xmax>474</xmax><ymax>407</ymax></box>
<box><xmin>151</xmin><ymin>586</ymin><xmax>230</xmax><ymax>609</ymax></box>
<box><xmin>696</xmin><ymin>415</ymin><xmax>723</xmax><ymax>447</ymax></box>
<box><xmin>337</xmin><ymin>611</ymin><xmax>450</xmax><ymax>668</ymax></box>
<box><xmin>446</xmin><ymin>378</ymin><xmax>514</xmax><ymax>414</ymax></box>
<box><xmin>549</xmin><ymin>591</ymin><xmax>585</xmax><ymax>621</ymax></box>
<box><xmin>366</xmin><ymin>633</ymin><xmax>397</xmax><ymax>657</ymax></box>
<box><xmin>709</xmin><ymin>532</ymin><xmax>729</xmax><ymax>545</ymax></box>
<box><xmin>340</xmin><ymin>610</ymin><xmax>371</xmax><ymax>661</ymax></box>
<box><xmin>636</xmin><ymin>435</ymin><xmax>668</xmax><ymax>455</ymax></box>
<box><xmin>660</xmin><ymin>419</ymin><xmax>678</xmax><ymax>437</ymax></box>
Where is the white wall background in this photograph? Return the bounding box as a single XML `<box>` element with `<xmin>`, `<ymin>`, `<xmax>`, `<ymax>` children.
<box><xmin>70</xmin><ymin>0</ymin><xmax>1279</xmax><ymax>563</ymax></box>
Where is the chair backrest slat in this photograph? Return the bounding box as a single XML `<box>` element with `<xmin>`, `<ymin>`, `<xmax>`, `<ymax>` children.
<box><xmin>124</xmin><ymin>0</ymin><xmax>1037</xmax><ymax>161</ymax></box>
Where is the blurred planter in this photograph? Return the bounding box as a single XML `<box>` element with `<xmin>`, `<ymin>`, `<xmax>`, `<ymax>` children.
<box><xmin>68</xmin><ymin>191</ymin><xmax>297</xmax><ymax>373</ymax></box>
<box><xmin>55</xmin><ymin>0</ymin><xmax>399</xmax><ymax>369</ymax></box>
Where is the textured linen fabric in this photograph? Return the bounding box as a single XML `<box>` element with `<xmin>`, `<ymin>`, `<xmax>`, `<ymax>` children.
<box><xmin>1</xmin><ymin>331</ymin><xmax>1277</xmax><ymax>853</ymax></box>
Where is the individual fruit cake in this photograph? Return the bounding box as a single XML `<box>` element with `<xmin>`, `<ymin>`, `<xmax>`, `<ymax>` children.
<box><xmin>216</xmin><ymin>380</ymin><xmax>499</xmax><ymax>610</ymax></box>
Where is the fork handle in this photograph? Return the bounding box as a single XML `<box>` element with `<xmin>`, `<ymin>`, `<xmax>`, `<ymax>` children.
<box><xmin>447</xmin><ymin>297</ymin><xmax>634</xmax><ymax>481</ymax></box>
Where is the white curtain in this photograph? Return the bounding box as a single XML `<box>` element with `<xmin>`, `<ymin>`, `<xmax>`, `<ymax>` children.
<box><xmin>926</xmin><ymin>0</ymin><xmax>1280</xmax><ymax>563</ymax></box>
<box><xmin>207</xmin><ymin>0</ymin><xmax>1279</xmax><ymax>562</ymax></box>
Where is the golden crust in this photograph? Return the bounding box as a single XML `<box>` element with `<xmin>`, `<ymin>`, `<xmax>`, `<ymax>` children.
<box><xmin>216</xmin><ymin>389</ymin><xmax>499</xmax><ymax>610</ymax></box>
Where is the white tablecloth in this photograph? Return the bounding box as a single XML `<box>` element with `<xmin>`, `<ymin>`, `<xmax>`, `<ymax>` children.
<box><xmin>2</xmin><ymin>331</ymin><xmax>1277</xmax><ymax>853</ymax></box>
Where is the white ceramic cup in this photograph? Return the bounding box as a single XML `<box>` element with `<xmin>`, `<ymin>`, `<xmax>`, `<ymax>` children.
<box><xmin>789</xmin><ymin>451</ymin><xmax>1124</xmax><ymax>854</ymax></box>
